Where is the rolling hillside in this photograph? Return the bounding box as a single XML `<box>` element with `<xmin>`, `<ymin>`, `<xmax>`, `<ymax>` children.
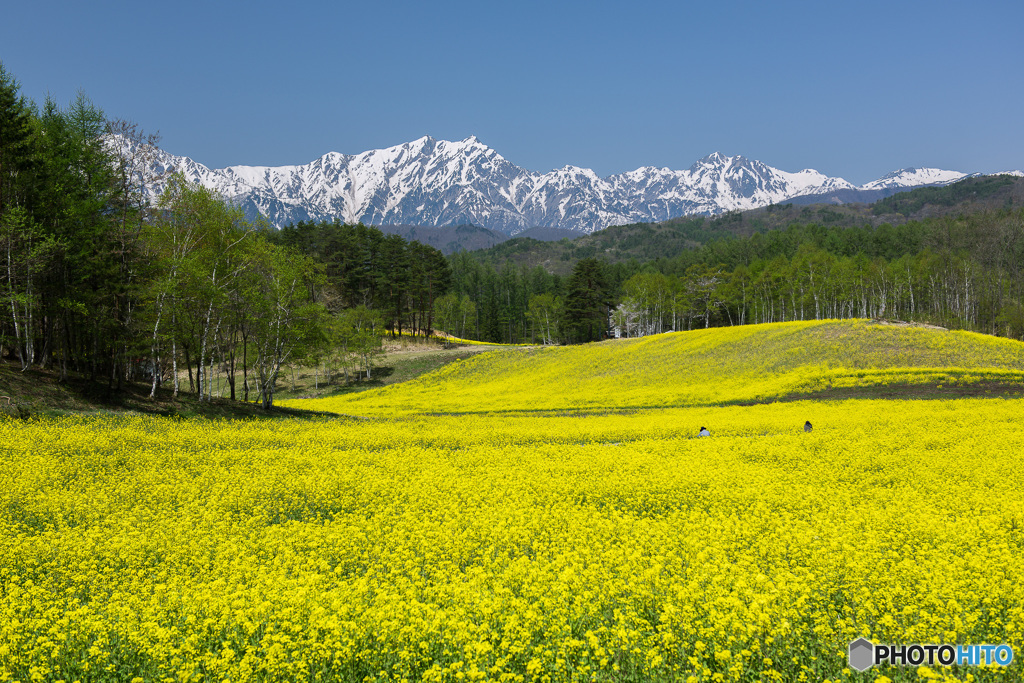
<box><xmin>285</xmin><ymin>320</ymin><xmax>1024</xmax><ymax>415</ymax></box>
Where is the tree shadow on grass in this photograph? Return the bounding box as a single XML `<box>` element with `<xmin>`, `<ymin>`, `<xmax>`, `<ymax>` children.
<box><xmin>0</xmin><ymin>360</ymin><xmax>339</xmax><ymax>420</ymax></box>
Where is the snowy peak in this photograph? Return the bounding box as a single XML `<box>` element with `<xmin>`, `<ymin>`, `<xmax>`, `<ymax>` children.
<box><xmin>861</xmin><ymin>167</ymin><xmax>968</xmax><ymax>191</ymax></box>
<box><xmin>690</xmin><ymin>151</ymin><xmax>733</xmax><ymax>169</ymax></box>
<box><xmin>138</xmin><ymin>138</ymin><xmax>997</xmax><ymax>234</ymax></box>
<box><xmin>677</xmin><ymin>152</ymin><xmax>855</xmax><ymax>210</ymax></box>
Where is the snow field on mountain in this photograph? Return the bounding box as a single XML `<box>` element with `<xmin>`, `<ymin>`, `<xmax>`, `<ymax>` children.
<box><xmin>2</xmin><ymin>397</ymin><xmax>1023</xmax><ymax>682</ymax></box>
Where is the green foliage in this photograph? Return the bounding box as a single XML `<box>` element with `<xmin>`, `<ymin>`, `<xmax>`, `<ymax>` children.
<box><xmin>526</xmin><ymin>292</ymin><xmax>562</xmax><ymax>345</ymax></box>
<box><xmin>270</xmin><ymin>219</ymin><xmax>451</xmax><ymax>337</ymax></box>
<box><xmin>329</xmin><ymin>305</ymin><xmax>385</xmax><ymax>381</ymax></box>
<box><xmin>433</xmin><ymin>292</ymin><xmax>477</xmax><ymax>341</ymax></box>
<box><xmin>0</xmin><ymin>65</ymin><xmax>137</xmax><ymax>383</ymax></box>
<box><xmin>563</xmin><ymin>258</ymin><xmax>613</xmax><ymax>344</ymax></box>
<box><xmin>0</xmin><ymin>64</ymin><xmax>34</xmax><ymax>213</ymax></box>
<box><xmin>872</xmin><ymin>175</ymin><xmax>1018</xmax><ymax>216</ymax></box>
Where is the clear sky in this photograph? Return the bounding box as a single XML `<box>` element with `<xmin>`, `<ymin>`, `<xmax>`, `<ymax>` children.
<box><xmin>3</xmin><ymin>0</ymin><xmax>1022</xmax><ymax>185</ymax></box>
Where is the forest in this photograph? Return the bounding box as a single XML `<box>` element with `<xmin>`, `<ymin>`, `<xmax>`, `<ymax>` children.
<box><xmin>3</xmin><ymin>60</ymin><xmax>1023</xmax><ymax>408</ymax></box>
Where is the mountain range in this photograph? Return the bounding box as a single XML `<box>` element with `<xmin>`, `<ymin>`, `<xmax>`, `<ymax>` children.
<box><xmin>141</xmin><ymin>136</ymin><xmax>1018</xmax><ymax>235</ymax></box>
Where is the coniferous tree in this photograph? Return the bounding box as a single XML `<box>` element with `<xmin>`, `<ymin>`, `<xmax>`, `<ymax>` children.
<box><xmin>0</xmin><ymin>64</ymin><xmax>33</xmax><ymax>217</ymax></box>
<box><xmin>563</xmin><ymin>258</ymin><xmax>611</xmax><ymax>343</ymax></box>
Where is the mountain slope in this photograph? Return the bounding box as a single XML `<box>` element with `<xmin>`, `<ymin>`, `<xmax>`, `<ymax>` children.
<box><xmin>140</xmin><ymin>136</ymin><xmax>990</xmax><ymax>234</ymax></box>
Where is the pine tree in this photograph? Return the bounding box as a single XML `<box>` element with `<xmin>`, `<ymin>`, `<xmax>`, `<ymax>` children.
<box><xmin>0</xmin><ymin>62</ymin><xmax>34</xmax><ymax>216</ymax></box>
<box><xmin>563</xmin><ymin>258</ymin><xmax>611</xmax><ymax>343</ymax></box>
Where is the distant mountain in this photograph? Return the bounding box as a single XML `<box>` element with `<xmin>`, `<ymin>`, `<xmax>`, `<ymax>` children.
<box><xmin>138</xmin><ymin>136</ymin><xmax>1014</xmax><ymax>234</ymax></box>
<box><xmin>516</xmin><ymin>226</ymin><xmax>583</xmax><ymax>241</ymax></box>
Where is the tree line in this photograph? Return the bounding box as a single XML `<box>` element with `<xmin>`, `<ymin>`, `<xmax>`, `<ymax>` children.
<box><xmin>436</xmin><ymin>252</ymin><xmax>635</xmax><ymax>345</ymax></box>
<box><xmin>442</xmin><ymin>207</ymin><xmax>1024</xmax><ymax>344</ymax></box>
<box><xmin>654</xmin><ymin>212</ymin><xmax>1024</xmax><ymax>337</ymax></box>
<box><xmin>268</xmin><ymin>220</ymin><xmax>451</xmax><ymax>338</ymax></box>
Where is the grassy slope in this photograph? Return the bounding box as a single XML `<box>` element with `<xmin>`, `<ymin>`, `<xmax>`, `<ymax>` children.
<box><xmin>0</xmin><ymin>343</ymin><xmax>501</xmax><ymax>418</ymax></box>
<box><xmin>284</xmin><ymin>320</ymin><xmax>1024</xmax><ymax>416</ymax></box>
<box><xmin>0</xmin><ymin>362</ymin><xmax>329</xmax><ymax>420</ymax></box>
<box><xmin>272</xmin><ymin>345</ymin><xmax>501</xmax><ymax>400</ymax></box>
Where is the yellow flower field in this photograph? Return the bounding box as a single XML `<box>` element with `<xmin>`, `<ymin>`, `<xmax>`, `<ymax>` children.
<box><xmin>288</xmin><ymin>320</ymin><xmax>1024</xmax><ymax>416</ymax></box>
<box><xmin>2</xmin><ymin>392</ymin><xmax>1023</xmax><ymax>681</ymax></box>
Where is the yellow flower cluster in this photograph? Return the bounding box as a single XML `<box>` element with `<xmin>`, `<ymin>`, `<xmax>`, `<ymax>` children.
<box><xmin>2</xmin><ymin>396</ymin><xmax>1023</xmax><ymax>681</ymax></box>
<box><xmin>393</xmin><ymin>329</ymin><xmax>528</xmax><ymax>347</ymax></box>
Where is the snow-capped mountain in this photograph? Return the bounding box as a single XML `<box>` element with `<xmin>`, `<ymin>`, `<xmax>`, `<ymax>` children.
<box><xmin>860</xmin><ymin>167</ymin><xmax>968</xmax><ymax>191</ymax></box>
<box><xmin>139</xmin><ymin>136</ymin><xmax>982</xmax><ymax>234</ymax></box>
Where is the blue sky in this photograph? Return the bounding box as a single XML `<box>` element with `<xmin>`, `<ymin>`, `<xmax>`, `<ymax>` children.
<box><xmin>3</xmin><ymin>0</ymin><xmax>1022</xmax><ymax>184</ymax></box>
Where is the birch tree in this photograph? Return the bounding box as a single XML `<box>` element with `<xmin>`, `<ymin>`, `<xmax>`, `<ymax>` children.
<box><xmin>248</xmin><ymin>242</ymin><xmax>326</xmax><ymax>408</ymax></box>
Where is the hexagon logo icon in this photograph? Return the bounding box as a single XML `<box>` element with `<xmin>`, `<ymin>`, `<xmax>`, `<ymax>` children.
<box><xmin>848</xmin><ymin>637</ymin><xmax>875</xmax><ymax>671</ymax></box>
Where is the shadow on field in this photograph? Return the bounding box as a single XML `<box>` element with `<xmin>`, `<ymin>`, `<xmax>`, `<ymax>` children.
<box><xmin>420</xmin><ymin>379</ymin><xmax>1024</xmax><ymax>417</ymax></box>
<box><xmin>0</xmin><ymin>360</ymin><xmax>338</xmax><ymax>420</ymax></box>
<box><xmin>749</xmin><ymin>379</ymin><xmax>1024</xmax><ymax>405</ymax></box>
